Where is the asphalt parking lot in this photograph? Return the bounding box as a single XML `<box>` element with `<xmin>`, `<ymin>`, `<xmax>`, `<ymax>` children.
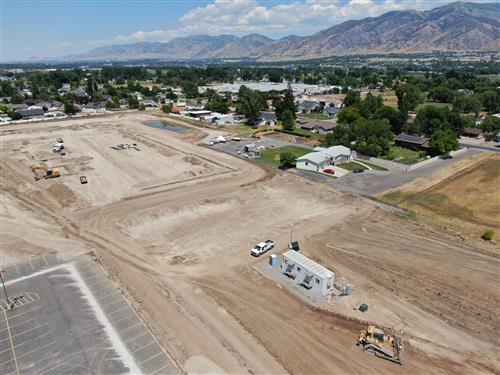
<box><xmin>0</xmin><ymin>255</ymin><xmax>177</xmax><ymax>375</ymax></box>
<box><xmin>208</xmin><ymin>135</ymin><xmax>309</xmax><ymax>157</ymax></box>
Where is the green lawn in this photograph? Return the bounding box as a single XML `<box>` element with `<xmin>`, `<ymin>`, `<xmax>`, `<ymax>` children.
<box><xmin>256</xmin><ymin>146</ymin><xmax>310</xmax><ymax>168</ymax></box>
<box><xmin>337</xmin><ymin>161</ymin><xmax>369</xmax><ymax>171</ymax></box>
<box><xmin>382</xmin><ymin>146</ymin><xmax>424</xmax><ymax>165</ymax></box>
<box><xmin>357</xmin><ymin>160</ymin><xmax>388</xmax><ymax>171</ymax></box>
<box><xmin>338</xmin><ymin>160</ymin><xmax>388</xmax><ymax>171</ymax></box>
<box><xmin>301</xmin><ymin>113</ymin><xmax>331</xmax><ymax>120</ymax></box>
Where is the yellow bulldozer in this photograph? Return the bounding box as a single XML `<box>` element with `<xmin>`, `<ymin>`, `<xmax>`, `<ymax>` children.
<box><xmin>357</xmin><ymin>325</ymin><xmax>404</xmax><ymax>365</ymax></box>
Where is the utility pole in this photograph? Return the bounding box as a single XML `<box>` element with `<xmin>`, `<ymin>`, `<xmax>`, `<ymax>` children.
<box><xmin>0</xmin><ymin>270</ymin><xmax>23</xmax><ymax>310</ymax></box>
<box><xmin>0</xmin><ymin>269</ymin><xmax>11</xmax><ymax>307</ymax></box>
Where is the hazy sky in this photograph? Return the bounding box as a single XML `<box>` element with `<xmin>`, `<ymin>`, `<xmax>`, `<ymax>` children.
<box><xmin>1</xmin><ymin>0</ymin><xmax>493</xmax><ymax>61</ymax></box>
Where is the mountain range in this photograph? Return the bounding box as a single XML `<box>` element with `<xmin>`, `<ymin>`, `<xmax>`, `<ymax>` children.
<box><xmin>64</xmin><ymin>2</ymin><xmax>499</xmax><ymax>62</ymax></box>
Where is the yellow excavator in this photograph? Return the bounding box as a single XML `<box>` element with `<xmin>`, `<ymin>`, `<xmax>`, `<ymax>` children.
<box><xmin>357</xmin><ymin>325</ymin><xmax>404</xmax><ymax>365</ymax></box>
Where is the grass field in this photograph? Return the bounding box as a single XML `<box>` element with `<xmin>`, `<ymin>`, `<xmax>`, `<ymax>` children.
<box><xmin>381</xmin><ymin>154</ymin><xmax>500</xmax><ymax>239</ymax></box>
<box><xmin>256</xmin><ymin>146</ymin><xmax>310</xmax><ymax>168</ymax></box>
<box><xmin>417</xmin><ymin>102</ymin><xmax>453</xmax><ymax>111</ymax></box>
<box><xmin>223</xmin><ymin>124</ymin><xmax>268</xmax><ymax>135</ymax></box>
<box><xmin>380</xmin><ymin>90</ymin><xmax>398</xmax><ymax>108</ymax></box>
<box><xmin>382</xmin><ymin>146</ymin><xmax>425</xmax><ymax>165</ymax></box>
<box><xmin>301</xmin><ymin>113</ymin><xmax>331</xmax><ymax>120</ymax></box>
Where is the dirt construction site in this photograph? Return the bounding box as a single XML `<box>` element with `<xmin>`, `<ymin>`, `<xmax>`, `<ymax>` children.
<box><xmin>1</xmin><ymin>113</ymin><xmax>498</xmax><ymax>374</ymax></box>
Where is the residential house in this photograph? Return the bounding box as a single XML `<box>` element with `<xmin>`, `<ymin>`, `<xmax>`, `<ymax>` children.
<box><xmin>296</xmin><ymin>151</ymin><xmax>334</xmax><ymax>172</ymax></box>
<box><xmin>323</xmin><ymin>106</ymin><xmax>339</xmax><ymax>117</ymax></box>
<box><xmin>314</xmin><ymin>121</ymin><xmax>338</xmax><ymax>134</ymax></box>
<box><xmin>17</xmin><ymin>108</ymin><xmax>45</xmax><ymax>120</ymax></box>
<box><xmin>297</xmin><ymin>119</ymin><xmax>337</xmax><ymax>133</ymax></box>
<box><xmin>189</xmin><ymin>110</ymin><xmax>212</xmax><ymax>119</ymax></box>
<box><xmin>297</xmin><ymin>100</ymin><xmax>320</xmax><ymax>114</ymax></box>
<box><xmin>462</xmin><ymin>127</ymin><xmax>482</xmax><ymax>138</ymax></box>
<box><xmin>314</xmin><ymin>146</ymin><xmax>352</xmax><ymax>163</ymax></box>
<box><xmin>142</xmin><ymin>99</ymin><xmax>158</xmax><ymax>109</ymax></box>
<box><xmin>44</xmin><ymin>111</ymin><xmax>66</xmax><ymax>119</ymax></box>
<box><xmin>394</xmin><ymin>134</ymin><xmax>431</xmax><ymax>152</ymax></box>
<box><xmin>10</xmin><ymin>103</ymin><xmax>28</xmax><ymax>111</ymax></box>
<box><xmin>82</xmin><ymin>101</ymin><xmax>107</xmax><ymax>114</ymax></box>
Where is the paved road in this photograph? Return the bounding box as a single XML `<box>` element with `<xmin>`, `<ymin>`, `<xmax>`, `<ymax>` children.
<box><xmin>459</xmin><ymin>143</ymin><xmax>500</xmax><ymax>152</ymax></box>
<box><xmin>208</xmin><ymin>135</ymin><xmax>312</xmax><ymax>158</ymax></box>
<box><xmin>333</xmin><ymin>149</ymin><xmax>482</xmax><ymax>196</ymax></box>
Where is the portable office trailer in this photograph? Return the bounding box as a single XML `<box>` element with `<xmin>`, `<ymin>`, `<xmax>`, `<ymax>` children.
<box><xmin>281</xmin><ymin>250</ymin><xmax>334</xmax><ymax>296</ymax></box>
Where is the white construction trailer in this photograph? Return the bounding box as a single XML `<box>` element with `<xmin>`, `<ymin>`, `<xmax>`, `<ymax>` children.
<box><xmin>281</xmin><ymin>250</ymin><xmax>335</xmax><ymax>296</ymax></box>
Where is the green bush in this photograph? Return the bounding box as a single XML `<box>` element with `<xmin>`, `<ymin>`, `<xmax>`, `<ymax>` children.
<box><xmin>481</xmin><ymin>229</ymin><xmax>495</xmax><ymax>241</ymax></box>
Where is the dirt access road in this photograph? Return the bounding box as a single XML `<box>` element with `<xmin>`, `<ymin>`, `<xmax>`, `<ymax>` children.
<box><xmin>1</xmin><ymin>113</ymin><xmax>498</xmax><ymax>374</ymax></box>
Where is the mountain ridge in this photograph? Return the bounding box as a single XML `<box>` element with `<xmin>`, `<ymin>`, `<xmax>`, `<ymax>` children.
<box><xmin>61</xmin><ymin>2</ymin><xmax>499</xmax><ymax>62</ymax></box>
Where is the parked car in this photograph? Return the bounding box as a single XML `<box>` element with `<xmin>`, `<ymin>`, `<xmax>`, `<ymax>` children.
<box><xmin>323</xmin><ymin>168</ymin><xmax>335</xmax><ymax>175</ymax></box>
<box><xmin>353</xmin><ymin>168</ymin><xmax>364</xmax><ymax>174</ymax></box>
<box><xmin>80</xmin><ymin>176</ymin><xmax>88</xmax><ymax>184</ymax></box>
<box><xmin>251</xmin><ymin>240</ymin><xmax>275</xmax><ymax>257</ymax></box>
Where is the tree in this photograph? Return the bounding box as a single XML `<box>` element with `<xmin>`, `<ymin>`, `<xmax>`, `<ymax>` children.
<box><xmin>453</xmin><ymin>94</ymin><xmax>481</xmax><ymax>117</ymax></box>
<box><xmin>86</xmin><ymin>76</ymin><xmax>95</xmax><ymax>97</ymax></box>
<box><xmin>337</xmin><ymin>107</ymin><xmax>362</xmax><ymax>124</ymax></box>
<box><xmin>481</xmin><ymin>90</ymin><xmax>500</xmax><ymax>114</ymax></box>
<box><xmin>279</xmin><ymin>151</ymin><xmax>297</xmax><ymax>169</ymax></box>
<box><xmin>0</xmin><ymin>103</ymin><xmax>9</xmax><ymax>113</ymax></box>
<box><xmin>321</xmin><ymin>124</ymin><xmax>354</xmax><ymax>148</ymax></box>
<box><xmin>415</xmin><ymin>105</ymin><xmax>464</xmax><ymax>136</ymax></box>
<box><xmin>373</xmin><ymin>105</ymin><xmax>407</xmax><ymax>134</ymax></box>
<box><xmin>180</xmin><ymin>81</ymin><xmax>199</xmax><ymax>99</ymax></box>
<box><xmin>106</xmin><ymin>96</ymin><xmax>120</xmax><ymax>110</ymax></box>
<box><xmin>363</xmin><ymin>93</ymin><xmax>383</xmax><ymax>114</ymax></box>
<box><xmin>161</xmin><ymin>103</ymin><xmax>173</xmax><ymax>113</ymax></box>
<box><xmin>281</xmin><ymin>110</ymin><xmax>295</xmax><ymax>131</ymax></box>
<box><xmin>343</xmin><ymin>90</ymin><xmax>361</xmax><ymax>107</ymax></box>
<box><xmin>429</xmin><ymin>129</ymin><xmax>459</xmax><ymax>155</ymax></box>
<box><xmin>396</xmin><ymin>84</ymin><xmax>424</xmax><ymax>113</ymax></box>
<box><xmin>480</xmin><ymin>116</ymin><xmax>500</xmax><ymax>137</ymax></box>
<box><xmin>138</xmin><ymin>103</ymin><xmax>146</xmax><ymax>111</ymax></box>
<box><xmin>429</xmin><ymin>86</ymin><xmax>455</xmax><ymax>103</ymax></box>
<box><xmin>204</xmin><ymin>91</ymin><xmax>229</xmax><ymax>114</ymax></box>
<box><xmin>64</xmin><ymin>101</ymin><xmax>76</xmax><ymax>115</ymax></box>
<box><xmin>352</xmin><ymin>119</ymin><xmax>393</xmax><ymax>157</ymax></box>
<box><xmin>128</xmin><ymin>95</ymin><xmax>140</xmax><ymax>109</ymax></box>
<box><xmin>274</xmin><ymin>85</ymin><xmax>296</xmax><ymax>121</ymax></box>
<box><xmin>8</xmin><ymin>111</ymin><xmax>22</xmax><ymax>120</ymax></box>
<box><xmin>236</xmin><ymin>86</ymin><xmax>266</xmax><ymax>125</ymax></box>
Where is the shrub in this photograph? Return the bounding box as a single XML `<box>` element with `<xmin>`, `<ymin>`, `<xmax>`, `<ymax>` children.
<box><xmin>279</xmin><ymin>151</ymin><xmax>297</xmax><ymax>169</ymax></box>
<box><xmin>481</xmin><ymin>229</ymin><xmax>494</xmax><ymax>241</ymax></box>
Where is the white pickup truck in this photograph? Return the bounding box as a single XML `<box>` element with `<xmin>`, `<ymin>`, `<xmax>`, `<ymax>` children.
<box><xmin>251</xmin><ymin>240</ymin><xmax>275</xmax><ymax>257</ymax></box>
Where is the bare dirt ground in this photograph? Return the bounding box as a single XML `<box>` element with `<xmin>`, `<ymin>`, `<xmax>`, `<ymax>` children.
<box><xmin>1</xmin><ymin>113</ymin><xmax>498</xmax><ymax>374</ymax></box>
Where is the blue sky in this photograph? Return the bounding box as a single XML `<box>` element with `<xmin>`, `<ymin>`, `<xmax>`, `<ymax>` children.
<box><xmin>1</xmin><ymin>0</ymin><xmax>488</xmax><ymax>61</ymax></box>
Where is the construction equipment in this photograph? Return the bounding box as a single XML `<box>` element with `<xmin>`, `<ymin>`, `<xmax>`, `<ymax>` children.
<box><xmin>357</xmin><ymin>325</ymin><xmax>404</xmax><ymax>365</ymax></box>
<box><xmin>45</xmin><ymin>169</ymin><xmax>60</xmax><ymax>179</ymax></box>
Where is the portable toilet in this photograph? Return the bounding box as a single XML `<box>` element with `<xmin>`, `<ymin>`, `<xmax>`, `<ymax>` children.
<box><xmin>269</xmin><ymin>254</ymin><xmax>278</xmax><ymax>266</ymax></box>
